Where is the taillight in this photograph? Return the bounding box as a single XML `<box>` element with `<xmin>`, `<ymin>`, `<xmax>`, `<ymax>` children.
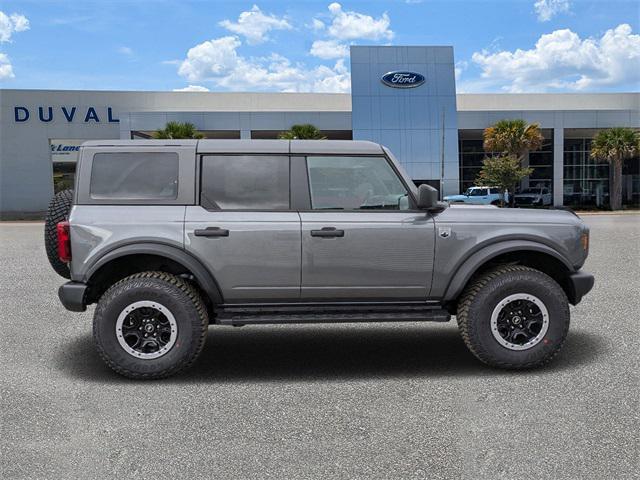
<box><xmin>57</xmin><ymin>221</ymin><xmax>71</xmax><ymax>262</ymax></box>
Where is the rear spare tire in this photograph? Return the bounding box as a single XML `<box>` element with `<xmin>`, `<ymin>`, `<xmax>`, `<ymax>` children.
<box><xmin>44</xmin><ymin>189</ymin><xmax>73</xmax><ymax>279</ymax></box>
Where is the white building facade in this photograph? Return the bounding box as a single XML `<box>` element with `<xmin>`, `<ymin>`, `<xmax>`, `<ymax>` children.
<box><xmin>1</xmin><ymin>46</ymin><xmax>638</xmax><ymax>216</ymax></box>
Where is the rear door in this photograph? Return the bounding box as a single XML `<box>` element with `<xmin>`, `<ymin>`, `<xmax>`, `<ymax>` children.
<box><xmin>299</xmin><ymin>155</ymin><xmax>435</xmax><ymax>300</ymax></box>
<box><xmin>184</xmin><ymin>154</ymin><xmax>301</xmax><ymax>302</ymax></box>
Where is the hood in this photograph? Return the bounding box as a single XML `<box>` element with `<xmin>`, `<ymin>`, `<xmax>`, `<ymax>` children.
<box><xmin>436</xmin><ymin>204</ymin><xmax>582</xmax><ymax>226</ymax></box>
<box><xmin>515</xmin><ymin>193</ymin><xmax>541</xmax><ymax>198</ymax></box>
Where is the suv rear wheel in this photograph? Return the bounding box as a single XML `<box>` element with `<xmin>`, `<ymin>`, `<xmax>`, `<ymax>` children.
<box><xmin>93</xmin><ymin>271</ymin><xmax>208</xmax><ymax>379</ymax></box>
<box><xmin>457</xmin><ymin>265</ymin><xmax>570</xmax><ymax>369</ymax></box>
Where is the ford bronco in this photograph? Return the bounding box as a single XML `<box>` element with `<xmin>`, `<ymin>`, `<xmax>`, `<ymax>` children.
<box><xmin>45</xmin><ymin>140</ymin><xmax>594</xmax><ymax>379</ymax></box>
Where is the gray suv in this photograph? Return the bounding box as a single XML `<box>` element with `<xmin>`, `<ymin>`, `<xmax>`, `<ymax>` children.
<box><xmin>45</xmin><ymin>140</ymin><xmax>594</xmax><ymax>379</ymax></box>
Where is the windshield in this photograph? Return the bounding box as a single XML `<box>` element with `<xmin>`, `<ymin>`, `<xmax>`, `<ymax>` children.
<box><xmin>519</xmin><ymin>188</ymin><xmax>539</xmax><ymax>194</ymax></box>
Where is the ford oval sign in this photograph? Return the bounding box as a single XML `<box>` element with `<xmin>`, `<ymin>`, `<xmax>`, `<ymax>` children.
<box><xmin>381</xmin><ymin>71</ymin><xmax>425</xmax><ymax>89</ymax></box>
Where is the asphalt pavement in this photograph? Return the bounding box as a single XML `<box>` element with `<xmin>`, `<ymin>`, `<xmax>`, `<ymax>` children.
<box><xmin>1</xmin><ymin>215</ymin><xmax>638</xmax><ymax>479</ymax></box>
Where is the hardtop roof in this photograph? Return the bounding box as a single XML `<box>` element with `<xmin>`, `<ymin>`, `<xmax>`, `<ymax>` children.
<box><xmin>80</xmin><ymin>139</ymin><xmax>384</xmax><ymax>155</ymax></box>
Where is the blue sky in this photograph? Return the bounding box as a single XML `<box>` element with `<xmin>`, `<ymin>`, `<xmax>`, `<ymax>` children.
<box><xmin>0</xmin><ymin>0</ymin><xmax>638</xmax><ymax>93</ymax></box>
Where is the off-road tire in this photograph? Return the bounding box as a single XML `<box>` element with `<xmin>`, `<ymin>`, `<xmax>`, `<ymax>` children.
<box><xmin>457</xmin><ymin>265</ymin><xmax>570</xmax><ymax>369</ymax></box>
<box><xmin>93</xmin><ymin>271</ymin><xmax>209</xmax><ymax>379</ymax></box>
<box><xmin>44</xmin><ymin>189</ymin><xmax>73</xmax><ymax>278</ymax></box>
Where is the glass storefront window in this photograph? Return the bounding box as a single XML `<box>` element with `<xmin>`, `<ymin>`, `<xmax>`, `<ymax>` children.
<box><xmin>458</xmin><ymin>130</ymin><xmax>554</xmax><ymax>196</ymax></box>
<box><xmin>563</xmin><ymin>135</ymin><xmax>610</xmax><ymax>208</ymax></box>
<box><xmin>52</xmin><ymin>163</ymin><xmax>76</xmax><ymax>194</ymax></box>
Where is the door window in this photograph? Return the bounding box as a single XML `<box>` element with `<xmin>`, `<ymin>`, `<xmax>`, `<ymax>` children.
<box><xmin>200</xmin><ymin>155</ymin><xmax>290</xmax><ymax>210</ymax></box>
<box><xmin>306</xmin><ymin>156</ymin><xmax>410</xmax><ymax>210</ymax></box>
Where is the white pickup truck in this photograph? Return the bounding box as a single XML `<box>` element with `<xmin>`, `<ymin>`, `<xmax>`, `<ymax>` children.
<box><xmin>444</xmin><ymin>186</ymin><xmax>507</xmax><ymax>205</ymax></box>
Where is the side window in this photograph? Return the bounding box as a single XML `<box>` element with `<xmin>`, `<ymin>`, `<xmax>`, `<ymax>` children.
<box><xmin>200</xmin><ymin>155</ymin><xmax>290</xmax><ymax>210</ymax></box>
<box><xmin>306</xmin><ymin>156</ymin><xmax>410</xmax><ymax>210</ymax></box>
<box><xmin>490</xmin><ymin>188</ymin><xmax>500</xmax><ymax>194</ymax></box>
<box><xmin>90</xmin><ymin>152</ymin><xmax>178</xmax><ymax>199</ymax></box>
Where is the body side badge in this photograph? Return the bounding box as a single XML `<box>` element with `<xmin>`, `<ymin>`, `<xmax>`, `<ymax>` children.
<box><xmin>439</xmin><ymin>227</ymin><xmax>451</xmax><ymax>238</ymax></box>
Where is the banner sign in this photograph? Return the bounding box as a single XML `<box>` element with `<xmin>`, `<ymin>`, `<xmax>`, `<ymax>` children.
<box><xmin>50</xmin><ymin>139</ymin><xmax>84</xmax><ymax>163</ymax></box>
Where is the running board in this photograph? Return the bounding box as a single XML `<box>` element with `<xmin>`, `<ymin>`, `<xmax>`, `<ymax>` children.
<box><xmin>215</xmin><ymin>304</ymin><xmax>450</xmax><ymax>326</ymax></box>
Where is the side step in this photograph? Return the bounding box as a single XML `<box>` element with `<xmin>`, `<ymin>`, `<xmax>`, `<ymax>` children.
<box><xmin>215</xmin><ymin>303</ymin><xmax>450</xmax><ymax>326</ymax></box>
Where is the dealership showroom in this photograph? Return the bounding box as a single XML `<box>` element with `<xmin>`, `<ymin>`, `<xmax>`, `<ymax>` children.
<box><xmin>1</xmin><ymin>46</ymin><xmax>638</xmax><ymax>216</ymax></box>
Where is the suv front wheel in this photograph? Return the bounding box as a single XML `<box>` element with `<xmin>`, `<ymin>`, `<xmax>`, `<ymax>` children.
<box><xmin>457</xmin><ymin>265</ymin><xmax>570</xmax><ymax>369</ymax></box>
<box><xmin>93</xmin><ymin>271</ymin><xmax>209</xmax><ymax>379</ymax></box>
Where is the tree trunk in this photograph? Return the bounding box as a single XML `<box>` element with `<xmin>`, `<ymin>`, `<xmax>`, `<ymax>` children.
<box><xmin>611</xmin><ymin>159</ymin><xmax>623</xmax><ymax>210</ymax></box>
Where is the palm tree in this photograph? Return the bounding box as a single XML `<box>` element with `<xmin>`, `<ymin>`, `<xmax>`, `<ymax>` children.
<box><xmin>278</xmin><ymin>124</ymin><xmax>327</xmax><ymax>140</ymax></box>
<box><xmin>153</xmin><ymin>121</ymin><xmax>204</xmax><ymax>139</ymax></box>
<box><xmin>590</xmin><ymin>127</ymin><xmax>640</xmax><ymax>210</ymax></box>
<box><xmin>482</xmin><ymin>119</ymin><xmax>544</xmax><ymax>206</ymax></box>
<box><xmin>483</xmin><ymin>119</ymin><xmax>544</xmax><ymax>161</ymax></box>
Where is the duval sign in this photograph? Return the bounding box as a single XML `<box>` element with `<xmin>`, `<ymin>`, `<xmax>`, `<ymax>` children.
<box><xmin>14</xmin><ymin>106</ymin><xmax>119</xmax><ymax>123</ymax></box>
<box><xmin>381</xmin><ymin>71</ymin><xmax>425</xmax><ymax>88</ymax></box>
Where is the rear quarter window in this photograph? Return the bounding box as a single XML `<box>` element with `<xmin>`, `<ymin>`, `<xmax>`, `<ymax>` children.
<box><xmin>90</xmin><ymin>152</ymin><xmax>179</xmax><ymax>199</ymax></box>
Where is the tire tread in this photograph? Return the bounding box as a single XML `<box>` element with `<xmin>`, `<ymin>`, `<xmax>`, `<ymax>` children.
<box><xmin>457</xmin><ymin>265</ymin><xmax>569</xmax><ymax>369</ymax></box>
<box><xmin>93</xmin><ymin>271</ymin><xmax>208</xmax><ymax>380</ymax></box>
<box><xmin>44</xmin><ymin>189</ymin><xmax>73</xmax><ymax>279</ymax></box>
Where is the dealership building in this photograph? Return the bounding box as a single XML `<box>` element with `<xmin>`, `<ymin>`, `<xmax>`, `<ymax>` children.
<box><xmin>1</xmin><ymin>45</ymin><xmax>638</xmax><ymax>216</ymax></box>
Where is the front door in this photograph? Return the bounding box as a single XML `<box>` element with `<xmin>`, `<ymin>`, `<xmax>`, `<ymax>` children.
<box><xmin>185</xmin><ymin>154</ymin><xmax>300</xmax><ymax>302</ymax></box>
<box><xmin>300</xmin><ymin>155</ymin><xmax>435</xmax><ymax>300</ymax></box>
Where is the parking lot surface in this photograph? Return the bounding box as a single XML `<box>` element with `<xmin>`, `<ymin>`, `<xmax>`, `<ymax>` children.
<box><xmin>1</xmin><ymin>215</ymin><xmax>638</xmax><ymax>479</ymax></box>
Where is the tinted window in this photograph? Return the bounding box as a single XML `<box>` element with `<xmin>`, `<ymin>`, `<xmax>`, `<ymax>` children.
<box><xmin>90</xmin><ymin>152</ymin><xmax>178</xmax><ymax>199</ymax></box>
<box><xmin>306</xmin><ymin>156</ymin><xmax>410</xmax><ymax>210</ymax></box>
<box><xmin>201</xmin><ymin>155</ymin><xmax>289</xmax><ymax>210</ymax></box>
<box><xmin>489</xmin><ymin>188</ymin><xmax>500</xmax><ymax>194</ymax></box>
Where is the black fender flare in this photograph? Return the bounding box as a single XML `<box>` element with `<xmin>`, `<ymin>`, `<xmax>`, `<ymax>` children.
<box><xmin>442</xmin><ymin>240</ymin><xmax>574</xmax><ymax>303</ymax></box>
<box><xmin>83</xmin><ymin>242</ymin><xmax>223</xmax><ymax>303</ymax></box>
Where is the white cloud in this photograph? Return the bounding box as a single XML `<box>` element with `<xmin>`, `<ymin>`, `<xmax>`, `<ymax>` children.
<box><xmin>178</xmin><ymin>36</ymin><xmax>242</xmax><ymax>82</ymax></box>
<box><xmin>454</xmin><ymin>60</ymin><xmax>468</xmax><ymax>81</ymax></box>
<box><xmin>324</xmin><ymin>3</ymin><xmax>393</xmax><ymax>41</ymax></box>
<box><xmin>177</xmin><ymin>36</ymin><xmax>350</xmax><ymax>92</ymax></box>
<box><xmin>118</xmin><ymin>46</ymin><xmax>133</xmax><ymax>56</ymax></box>
<box><xmin>173</xmin><ymin>85</ymin><xmax>210</xmax><ymax>92</ymax></box>
<box><xmin>471</xmin><ymin>24</ymin><xmax>640</xmax><ymax>92</ymax></box>
<box><xmin>534</xmin><ymin>0</ymin><xmax>570</xmax><ymax>22</ymax></box>
<box><xmin>310</xmin><ymin>39</ymin><xmax>349</xmax><ymax>59</ymax></box>
<box><xmin>219</xmin><ymin>5</ymin><xmax>291</xmax><ymax>45</ymax></box>
<box><xmin>0</xmin><ymin>11</ymin><xmax>29</xmax><ymax>43</ymax></box>
<box><xmin>0</xmin><ymin>52</ymin><xmax>14</xmax><ymax>79</ymax></box>
<box><xmin>310</xmin><ymin>18</ymin><xmax>325</xmax><ymax>31</ymax></box>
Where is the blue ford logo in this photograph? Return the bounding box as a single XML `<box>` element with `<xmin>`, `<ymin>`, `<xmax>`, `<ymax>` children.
<box><xmin>381</xmin><ymin>71</ymin><xmax>425</xmax><ymax>88</ymax></box>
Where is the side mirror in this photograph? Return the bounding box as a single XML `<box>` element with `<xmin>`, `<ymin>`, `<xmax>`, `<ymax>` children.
<box><xmin>417</xmin><ymin>184</ymin><xmax>439</xmax><ymax>209</ymax></box>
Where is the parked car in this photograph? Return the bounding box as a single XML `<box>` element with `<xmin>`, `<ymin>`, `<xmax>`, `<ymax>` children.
<box><xmin>45</xmin><ymin>140</ymin><xmax>593</xmax><ymax>379</ymax></box>
<box><xmin>515</xmin><ymin>187</ymin><xmax>553</xmax><ymax>207</ymax></box>
<box><xmin>444</xmin><ymin>186</ymin><xmax>507</xmax><ymax>205</ymax></box>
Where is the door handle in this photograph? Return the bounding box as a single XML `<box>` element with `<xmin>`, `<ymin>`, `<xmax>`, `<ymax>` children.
<box><xmin>311</xmin><ymin>227</ymin><xmax>344</xmax><ymax>238</ymax></box>
<box><xmin>194</xmin><ymin>227</ymin><xmax>229</xmax><ymax>238</ymax></box>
